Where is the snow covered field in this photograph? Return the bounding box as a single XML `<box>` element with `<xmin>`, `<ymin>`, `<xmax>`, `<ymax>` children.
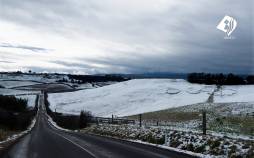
<box><xmin>0</xmin><ymin>80</ymin><xmax>40</xmax><ymax>88</ymax></box>
<box><xmin>0</xmin><ymin>87</ymin><xmax>38</xmax><ymax>108</ymax></box>
<box><xmin>214</xmin><ymin>85</ymin><xmax>254</xmax><ymax>103</ymax></box>
<box><xmin>48</xmin><ymin>79</ymin><xmax>213</xmax><ymax>116</ymax></box>
<box><xmin>0</xmin><ymin>73</ymin><xmax>63</xmax><ymax>83</ymax></box>
<box><xmin>48</xmin><ymin>79</ymin><xmax>254</xmax><ymax>117</ymax></box>
<box><xmin>0</xmin><ymin>88</ymin><xmax>40</xmax><ymax>96</ymax></box>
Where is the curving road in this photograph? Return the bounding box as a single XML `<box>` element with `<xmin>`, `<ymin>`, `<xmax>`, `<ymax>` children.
<box><xmin>3</xmin><ymin>94</ymin><xmax>196</xmax><ymax>158</ymax></box>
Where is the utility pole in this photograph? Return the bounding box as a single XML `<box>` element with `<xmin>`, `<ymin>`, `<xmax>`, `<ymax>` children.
<box><xmin>112</xmin><ymin>114</ymin><xmax>114</xmax><ymax>124</ymax></box>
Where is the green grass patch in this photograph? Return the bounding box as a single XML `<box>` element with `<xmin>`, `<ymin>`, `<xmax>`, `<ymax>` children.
<box><xmin>128</xmin><ymin>110</ymin><xmax>200</xmax><ymax>122</ymax></box>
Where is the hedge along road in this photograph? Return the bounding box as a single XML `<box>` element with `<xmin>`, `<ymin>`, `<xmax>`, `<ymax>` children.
<box><xmin>3</xmin><ymin>93</ymin><xmax>196</xmax><ymax>158</ymax></box>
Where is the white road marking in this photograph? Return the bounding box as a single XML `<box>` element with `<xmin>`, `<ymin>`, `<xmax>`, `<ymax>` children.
<box><xmin>39</xmin><ymin>93</ymin><xmax>97</xmax><ymax>158</ymax></box>
<box><xmin>49</xmin><ymin>127</ymin><xmax>97</xmax><ymax>158</ymax></box>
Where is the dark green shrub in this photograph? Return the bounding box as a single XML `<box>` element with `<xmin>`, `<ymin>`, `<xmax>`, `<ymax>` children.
<box><xmin>0</xmin><ymin>95</ymin><xmax>28</xmax><ymax>112</ymax></box>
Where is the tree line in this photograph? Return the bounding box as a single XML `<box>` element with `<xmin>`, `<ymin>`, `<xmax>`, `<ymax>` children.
<box><xmin>187</xmin><ymin>73</ymin><xmax>254</xmax><ymax>85</ymax></box>
<box><xmin>0</xmin><ymin>95</ymin><xmax>28</xmax><ymax>112</ymax></box>
<box><xmin>0</xmin><ymin>95</ymin><xmax>37</xmax><ymax>130</ymax></box>
<box><xmin>67</xmin><ymin>74</ymin><xmax>129</xmax><ymax>84</ymax></box>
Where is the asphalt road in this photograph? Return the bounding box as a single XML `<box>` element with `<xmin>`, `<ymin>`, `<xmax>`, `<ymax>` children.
<box><xmin>3</xmin><ymin>94</ymin><xmax>196</xmax><ymax>158</ymax></box>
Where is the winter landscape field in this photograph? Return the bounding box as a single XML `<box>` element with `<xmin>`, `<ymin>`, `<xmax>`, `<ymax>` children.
<box><xmin>48</xmin><ymin>79</ymin><xmax>254</xmax><ymax>117</ymax></box>
<box><xmin>0</xmin><ymin>73</ymin><xmax>253</xmax><ymax>157</ymax></box>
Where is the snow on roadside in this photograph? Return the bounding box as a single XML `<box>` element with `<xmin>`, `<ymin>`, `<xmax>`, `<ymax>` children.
<box><xmin>130</xmin><ymin>140</ymin><xmax>206</xmax><ymax>158</ymax></box>
<box><xmin>44</xmin><ymin>111</ymin><xmax>208</xmax><ymax>158</ymax></box>
<box><xmin>83</xmin><ymin>124</ymin><xmax>254</xmax><ymax>158</ymax></box>
<box><xmin>46</xmin><ymin>113</ymin><xmax>72</xmax><ymax>132</ymax></box>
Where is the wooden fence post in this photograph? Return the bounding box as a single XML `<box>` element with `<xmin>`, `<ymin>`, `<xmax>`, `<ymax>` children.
<box><xmin>96</xmin><ymin>117</ymin><xmax>99</xmax><ymax>125</ymax></box>
<box><xmin>202</xmin><ymin>111</ymin><xmax>206</xmax><ymax>135</ymax></box>
<box><xmin>139</xmin><ymin>114</ymin><xmax>142</xmax><ymax>127</ymax></box>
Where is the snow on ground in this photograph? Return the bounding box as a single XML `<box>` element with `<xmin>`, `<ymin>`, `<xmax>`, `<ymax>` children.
<box><xmin>214</xmin><ymin>85</ymin><xmax>254</xmax><ymax>103</ymax></box>
<box><xmin>84</xmin><ymin>124</ymin><xmax>254</xmax><ymax>158</ymax></box>
<box><xmin>48</xmin><ymin>79</ymin><xmax>215</xmax><ymax>117</ymax></box>
<box><xmin>0</xmin><ymin>80</ymin><xmax>40</xmax><ymax>88</ymax></box>
<box><xmin>170</xmin><ymin>102</ymin><xmax>254</xmax><ymax>116</ymax></box>
<box><xmin>0</xmin><ymin>87</ymin><xmax>37</xmax><ymax>107</ymax></box>
<box><xmin>48</xmin><ymin>79</ymin><xmax>254</xmax><ymax>117</ymax></box>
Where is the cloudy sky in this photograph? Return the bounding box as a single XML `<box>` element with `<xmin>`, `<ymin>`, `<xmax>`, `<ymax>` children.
<box><xmin>0</xmin><ymin>0</ymin><xmax>253</xmax><ymax>74</ymax></box>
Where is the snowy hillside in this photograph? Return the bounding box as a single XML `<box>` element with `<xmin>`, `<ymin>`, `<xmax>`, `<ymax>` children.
<box><xmin>49</xmin><ymin>79</ymin><xmax>208</xmax><ymax>116</ymax></box>
<box><xmin>48</xmin><ymin>79</ymin><xmax>254</xmax><ymax>117</ymax></box>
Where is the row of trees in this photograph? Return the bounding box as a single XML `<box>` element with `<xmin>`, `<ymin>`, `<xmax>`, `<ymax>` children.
<box><xmin>67</xmin><ymin>74</ymin><xmax>129</xmax><ymax>84</ymax></box>
<box><xmin>187</xmin><ymin>73</ymin><xmax>254</xmax><ymax>85</ymax></box>
<box><xmin>0</xmin><ymin>95</ymin><xmax>28</xmax><ymax>112</ymax></box>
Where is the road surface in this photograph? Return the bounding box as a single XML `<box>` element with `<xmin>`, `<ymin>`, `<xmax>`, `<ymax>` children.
<box><xmin>3</xmin><ymin>94</ymin><xmax>196</xmax><ymax>158</ymax></box>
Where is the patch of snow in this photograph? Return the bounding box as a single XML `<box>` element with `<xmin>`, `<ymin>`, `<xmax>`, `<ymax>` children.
<box><xmin>46</xmin><ymin>113</ymin><xmax>71</xmax><ymax>132</ymax></box>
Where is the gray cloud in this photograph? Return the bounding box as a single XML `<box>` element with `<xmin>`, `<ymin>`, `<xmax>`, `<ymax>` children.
<box><xmin>0</xmin><ymin>60</ymin><xmax>15</xmax><ymax>63</ymax></box>
<box><xmin>0</xmin><ymin>43</ymin><xmax>51</xmax><ymax>53</ymax></box>
<box><xmin>0</xmin><ymin>0</ymin><xmax>253</xmax><ymax>74</ymax></box>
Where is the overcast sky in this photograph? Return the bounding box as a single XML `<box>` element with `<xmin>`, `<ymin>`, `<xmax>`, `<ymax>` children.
<box><xmin>0</xmin><ymin>0</ymin><xmax>253</xmax><ymax>74</ymax></box>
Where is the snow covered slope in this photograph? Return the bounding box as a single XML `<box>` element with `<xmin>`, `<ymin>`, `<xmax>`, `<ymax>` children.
<box><xmin>48</xmin><ymin>79</ymin><xmax>209</xmax><ymax>116</ymax></box>
<box><xmin>48</xmin><ymin>79</ymin><xmax>254</xmax><ymax>117</ymax></box>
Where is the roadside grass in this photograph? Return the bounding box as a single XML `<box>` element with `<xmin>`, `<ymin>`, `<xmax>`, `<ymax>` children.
<box><xmin>0</xmin><ymin>127</ymin><xmax>18</xmax><ymax>141</ymax></box>
<box><xmin>84</xmin><ymin>124</ymin><xmax>254</xmax><ymax>157</ymax></box>
<box><xmin>127</xmin><ymin>107</ymin><xmax>254</xmax><ymax>136</ymax></box>
<box><xmin>127</xmin><ymin>110</ymin><xmax>200</xmax><ymax>122</ymax></box>
<box><xmin>208</xmin><ymin>116</ymin><xmax>254</xmax><ymax>136</ymax></box>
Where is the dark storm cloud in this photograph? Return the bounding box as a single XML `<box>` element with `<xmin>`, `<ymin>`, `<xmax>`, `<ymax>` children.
<box><xmin>0</xmin><ymin>0</ymin><xmax>253</xmax><ymax>74</ymax></box>
<box><xmin>0</xmin><ymin>43</ymin><xmax>51</xmax><ymax>53</ymax></box>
